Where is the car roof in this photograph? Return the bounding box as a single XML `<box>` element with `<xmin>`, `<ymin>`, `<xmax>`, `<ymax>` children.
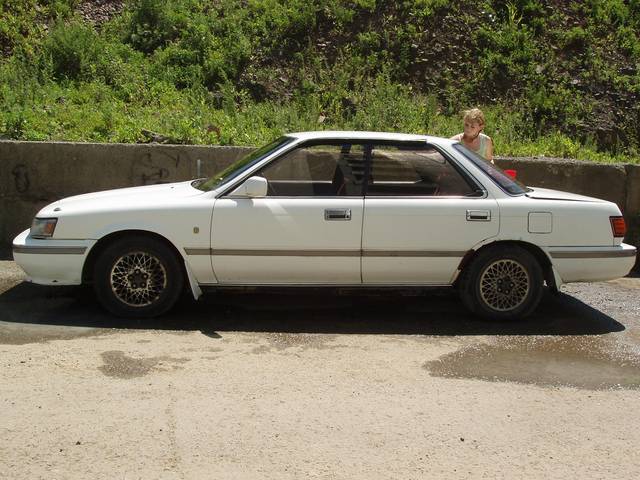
<box><xmin>286</xmin><ymin>130</ymin><xmax>454</xmax><ymax>145</ymax></box>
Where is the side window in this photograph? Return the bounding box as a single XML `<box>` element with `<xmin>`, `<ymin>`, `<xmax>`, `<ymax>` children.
<box><xmin>367</xmin><ymin>144</ymin><xmax>475</xmax><ymax>197</ymax></box>
<box><xmin>258</xmin><ymin>143</ymin><xmax>366</xmax><ymax>197</ymax></box>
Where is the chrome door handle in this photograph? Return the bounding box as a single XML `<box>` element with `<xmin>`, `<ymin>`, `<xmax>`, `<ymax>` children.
<box><xmin>325</xmin><ymin>209</ymin><xmax>351</xmax><ymax>221</ymax></box>
<box><xmin>466</xmin><ymin>210</ymin><xmax>491</xmax><ymax>221</ymax></box>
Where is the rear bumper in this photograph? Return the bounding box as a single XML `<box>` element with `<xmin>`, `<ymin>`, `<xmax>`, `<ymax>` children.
<box><xmin>549</xmin><ymin>243</ymin><xmax>637</xmax><ymax>283</ymax></box>
<box><xmin>12</xmin><ymin>229</ymin><xmax>95</xmax><ymax>285</ymax></box>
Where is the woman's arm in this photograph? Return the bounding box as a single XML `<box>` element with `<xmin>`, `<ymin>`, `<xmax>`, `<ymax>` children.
<box><xmin>485</xmin><ymin>136</ymin><xmax>494</xmax><ymax>163</ymax></box>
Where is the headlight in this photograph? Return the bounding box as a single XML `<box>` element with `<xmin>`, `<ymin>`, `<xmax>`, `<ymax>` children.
<box><xmin>30</xmin><ymin>218</ymin><xmax>58</xmax><ymax>238</ymax></box>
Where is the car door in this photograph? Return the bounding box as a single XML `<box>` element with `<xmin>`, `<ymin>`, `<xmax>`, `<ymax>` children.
<box><xmin>361</xmin><ymin>143</ymin><xmax>499</xmax><ymax>284</ymax></box>
<box><xmin>211</xmin><ymin>142</ymin><xmax>366</xmax><ymax>284</ymax></box>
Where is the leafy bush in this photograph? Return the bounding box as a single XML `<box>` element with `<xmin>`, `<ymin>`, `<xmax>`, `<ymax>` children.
<box><xmin>0</xmin><ymin>1</ymin><xmax>76</xmax><ymax>55</ymax></box>
<box><xmin>561</xmin><ymin>26</ymin><xmax>590</xmax><ymax>52</ymax></box>
<box><xmin>475</xmin><ymin>5</ymin><xmax>538</xmax><ymax>96</ymax></box>
<box><xmin>41</xmin><ymin>21</ymin><xmax>103</xmax><ymax>81</ymax></box>
<box><xmin>125</xmin><ymin>0</ymin><xmax>191</xmax><ymax>53</ymax></box>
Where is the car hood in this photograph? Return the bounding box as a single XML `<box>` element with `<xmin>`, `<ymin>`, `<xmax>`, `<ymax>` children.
<box><xmin>38</xmin><ymin>181</ymin><xmax>204</xmax><ymax>216</ymax></box>
<box><xmin>525</xmin><ymin>187</ymin><xmax>606</xmax><ymax>203</ymax></box>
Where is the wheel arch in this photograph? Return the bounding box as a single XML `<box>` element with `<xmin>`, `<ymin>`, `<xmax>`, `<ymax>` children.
<box><xmin>82</xmin><ymin>229</ymin><xmax>187</xmax><ymax>286</ymax></box>
<box><xmin>456</xmin><ymin>240</ymin><xmax>557</xmax><ymax>291</ymax></box>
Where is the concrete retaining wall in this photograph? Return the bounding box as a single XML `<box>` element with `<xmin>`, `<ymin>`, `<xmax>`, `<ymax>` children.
<box><xmin>0</xmin><ymin>141</ymin><xmax>252</xmax><ymax>247</ymax></box>
<box><xmin>1</xmin><ymin>141</ymin><xmax>638</xmax><ymax>269</ymax></box>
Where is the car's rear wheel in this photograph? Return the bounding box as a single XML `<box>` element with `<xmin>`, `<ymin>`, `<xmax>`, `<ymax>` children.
<box><xmin>93</xmin><ymin>236</ymin><xmax>183</xmax><ymax>317</ymax></box>
<box><xmin>459</xmin><ymin>245</ymin><xmax>543</xmax><ymax>320</ymax></box>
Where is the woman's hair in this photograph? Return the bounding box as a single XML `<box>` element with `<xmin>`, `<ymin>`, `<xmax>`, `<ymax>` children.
<box><xmin>463</xmin><ymin>108</ymin><xmax>485</xmax><ymax>126</ymax></box>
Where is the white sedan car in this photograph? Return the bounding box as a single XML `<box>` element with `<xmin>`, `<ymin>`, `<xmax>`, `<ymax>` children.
<box><xmin>12</xmin><ymin>131</ymin><xmax>637</xmax><ymax>320</ymax></box>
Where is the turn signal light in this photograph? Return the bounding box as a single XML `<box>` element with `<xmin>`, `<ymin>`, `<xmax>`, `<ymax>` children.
<box><xmin>30</xmin><ymin>217</ymin><xmax>58</xmax><ymax>238</ymax></box>
<box><xmin>610</xmin><ymin>216</ymin><xmax>627</xmax><ymax>237</ymax></box>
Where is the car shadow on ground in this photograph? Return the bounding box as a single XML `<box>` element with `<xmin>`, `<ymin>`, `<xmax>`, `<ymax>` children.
<box><xmin>0</xmin><ymin>281</ymin><xmax>625</xmax><ymax>339</ymax></box>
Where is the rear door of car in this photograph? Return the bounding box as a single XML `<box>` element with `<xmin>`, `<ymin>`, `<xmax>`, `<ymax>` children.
<box><xmin>361</xmin><ymin>142</ymin><xmax>499</xmax><ymax>284</ymax></box>
<box><xmin>210</xmin><ymin>141</ymin><xmax>367</xmax><ymax>284</ymax></box>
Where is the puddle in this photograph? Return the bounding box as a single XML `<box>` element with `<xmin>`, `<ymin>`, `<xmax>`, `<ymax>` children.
<box><xmin>424</xmin><ymin>336</ymin><xmax>640</xmax><ymax>390</ymax></box>
<box><xmin>99</xmin><ymin>351</ymin><xmax>189</xmax><ymax>379</ymax></box>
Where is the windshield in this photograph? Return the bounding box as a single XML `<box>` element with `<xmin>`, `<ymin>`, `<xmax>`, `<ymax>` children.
<box><xmin>453</xmin><ymin>143</ymin><xmax>529</xmax><ymax>195</ymax></box>
<box><xmin>195</xmin><ymin>136</ymin><xmax>294</xmax><ymax>191</ymax></box>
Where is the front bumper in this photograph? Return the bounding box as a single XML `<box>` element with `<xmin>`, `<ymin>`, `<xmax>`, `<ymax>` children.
<box><xmin>12</xmin><ymin>229</ymin><xmax>95</xmax><ymax>285</ymax></box>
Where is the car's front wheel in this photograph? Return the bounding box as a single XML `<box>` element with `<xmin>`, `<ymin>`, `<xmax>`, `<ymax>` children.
<box><xmin>459</xmin><ymin>245</ymin><xmax>543</xmax><ymax>321</ymax></box>
<box><xmin>93</xmin><ymin>236</ymin><xmax>184</xmax><ymax>317</ymax></box>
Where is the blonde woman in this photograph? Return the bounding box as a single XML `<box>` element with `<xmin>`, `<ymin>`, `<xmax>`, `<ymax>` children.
<box><xmin>451</xmin><ymin>108</ymin><xmax>494</xmax><ymax>163</ymax></box>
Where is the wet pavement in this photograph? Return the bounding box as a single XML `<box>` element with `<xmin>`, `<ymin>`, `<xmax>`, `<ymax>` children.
<box><xmin>98</xmin><ymin>350</ymin><xmax>190</xmax><ymax>379</ymax></box>
<box><xmin>425</xmin><ymin>336</ymin><xmax>640</xmax><ymax>390</ymax></box>
<box><xmin>1</xmin><ymin>259</ymin><xmax>640</xmax><ymax>390</ymax></box>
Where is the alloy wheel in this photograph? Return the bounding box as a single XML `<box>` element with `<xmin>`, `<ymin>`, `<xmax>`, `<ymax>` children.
<box><xmin>479</xmin><ymin>259</ymin><xmax>530</xmax><ymax>311</ymax></box>
<box><xmin>109</xmin><ymin>251</ymin><xmax>167</xmax><ymax>307</ymax></box>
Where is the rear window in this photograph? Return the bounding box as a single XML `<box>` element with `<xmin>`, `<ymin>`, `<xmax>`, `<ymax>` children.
<box><xmin>368</xmin><ymin>144</ymin><xmax>476</xmax><ymax>196</ymax></box>
<box><xmin>453</xmin><ymin>143</ymin><xmax>528</xmax><ymax>195</ymax></box>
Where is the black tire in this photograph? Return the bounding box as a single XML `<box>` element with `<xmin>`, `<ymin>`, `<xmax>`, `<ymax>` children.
<box><xmin>93</xmin><ymin>236</ymin><xmax>184</xmax><ymax>317</ymax></box>
<box><xmin>459</xmin><ymin>245</ymin><xmax>543</xmax><ymax>321</ymax></box>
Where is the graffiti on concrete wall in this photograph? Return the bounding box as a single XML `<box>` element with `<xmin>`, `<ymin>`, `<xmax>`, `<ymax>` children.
<box><xmin>11</xmin><ymin>164</ymin><xmax>30</xmax><ymax>193</ymax></box>
<box><xmin>135</xmin><ymin>154</ymin><xmax>171</xmax><ymax>185</ymax></box>
<box><xmin>141</xmin><ymin>165</ymin><xmax>170</xmax><ymax>185</ymax></box>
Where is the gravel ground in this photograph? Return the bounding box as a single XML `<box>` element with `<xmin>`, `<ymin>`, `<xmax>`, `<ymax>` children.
<box><xmin>1</xmin><ymin>260</ymin><xmax>640</xmax><ymax>479</ymax></box>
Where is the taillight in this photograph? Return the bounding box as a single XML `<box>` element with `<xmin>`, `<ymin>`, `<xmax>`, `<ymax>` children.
<box><xmin>610</xmin><ymin>216</ymin><xmax>627</xmax><ymax>237</ymax></box>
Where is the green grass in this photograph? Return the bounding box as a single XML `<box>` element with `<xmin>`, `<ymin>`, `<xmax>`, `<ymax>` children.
<box><xmin>1</xmin><ymin>0</ymin><xmax>640</xmax><ymax>163</ymax></box>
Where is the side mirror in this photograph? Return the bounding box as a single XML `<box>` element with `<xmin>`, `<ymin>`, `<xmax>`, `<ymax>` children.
<box><xmin>230</xmin><ymin>176</ymin><xmax>268</xmax><ymax>197</ymax></box>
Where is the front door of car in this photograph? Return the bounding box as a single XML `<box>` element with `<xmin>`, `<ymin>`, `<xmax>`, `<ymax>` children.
<box><xmin>211</xmin><ymin>142</ymin><xmax>366</xmax><ymax>284</ymax></box>
<box><xmin>361</xmin><ymin>143</ymin><xmax>499</xmax><ymax>284</ymax></box>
